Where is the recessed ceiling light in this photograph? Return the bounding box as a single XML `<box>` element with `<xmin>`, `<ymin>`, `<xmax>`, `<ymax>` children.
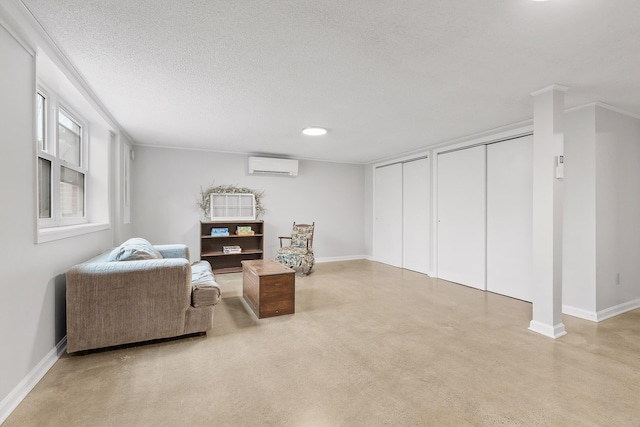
<box><xmin>302</xmin><ymin>127</ymin><xmax>327</xmax><ymax>136</ymax></box>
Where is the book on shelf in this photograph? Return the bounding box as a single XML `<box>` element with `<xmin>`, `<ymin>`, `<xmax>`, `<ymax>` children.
<box><xmin>211</xmin><ymin>228</ymin><xmax>229</xmax><ymax>236</ymax></box>
<box><xmin>236</xmin><ymin>226</ymin><xmax>254</xmax><ymax>236</ymax></box>
<box><xmin>222</xmin><ymin>245</ymin><xmax>242</xmax><ymax>254</ymax></box>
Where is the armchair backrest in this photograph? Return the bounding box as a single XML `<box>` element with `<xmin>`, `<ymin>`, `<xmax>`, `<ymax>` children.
<box><xmin>291</xmin><ymin>222</ymin><xmax>314</xmax><ymax>249</ymax></box>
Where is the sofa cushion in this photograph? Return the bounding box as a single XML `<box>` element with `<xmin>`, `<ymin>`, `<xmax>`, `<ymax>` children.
<box><xmin>108</xmin><ymin>237</ymin><xmax>164</xmax><ymax>262</ymax></box>
<box><xmin>191</xmin><ymin>261</ymin><xmax>221</xmax><ymax>307</ymax></box>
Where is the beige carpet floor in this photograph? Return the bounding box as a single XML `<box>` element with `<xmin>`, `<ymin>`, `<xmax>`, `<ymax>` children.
<box><xmin>4</xmin><ymin>260</ymin><xmax>640</xmax><ymax>426</ymax></box>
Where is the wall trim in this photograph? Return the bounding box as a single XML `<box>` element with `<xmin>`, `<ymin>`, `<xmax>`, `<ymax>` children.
<box><xmin>595</xmin><ymin>298</ymin><xmax>640</xmax><ymax>322</ymax></box>
<box><xmin>0</xmin><ymin>0</ymin><xmax>132</xmax><ymax>142</ymax></box>
<box><xmin>530</xmin><ymin>84</ymin><xmax>569</xmax><ymax>97</ymax></box>
<box><xmin>372</xmin><ymin>153</ymin><xmax>429</xmax><ymax>170</ymax></box>
<box><xmin>562</xmin><ymin>304</ymin><xmax>598</xmax><ymax>322</ymax></box>
<box><xmin>528</xmin><ymin>320</ymin><xmax>567</xmax><ymax>339</ymax></box>
<box><xmin>315</xmin><ymin>255</ymin><xmax>368</xmax><ymax>263</ymax></box>
<box><xmin>0</xmin><ymin>336</ymin><xmax>67</xmax><ymax>424</ymax></box>
<box><xmin>37</xmin><ymin>222</ymin><xmax>110</xmax><ymax>244</ymax></box>
<box><xmin>0</xmin><ymin>3</ymin><xmax>35</xmax><ymax>56</ymax></box>
<box><xmin>369</xmin><ymin>119</ymin><xmax>534</xmax><ymax>165</ymax></box>
<box><xmin>565</xmin><ymin>101</ymin><xmax>640</xmax><ymax>120</ymax></box>
<box><xmin>134</xmin><ymin>143</ymin><xmax>366</xmax><ymax>165</ymax></box>
<box><xmin>562</xmin><ymin>298</ymin><xmax>640</xmax><ymax>322</ymax></box>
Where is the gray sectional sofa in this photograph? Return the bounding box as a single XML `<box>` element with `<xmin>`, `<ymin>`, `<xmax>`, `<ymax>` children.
<box><xmin>66</xmin><ymin>239</ymin><xmax>220</xmax><ymax>353</ymax></box>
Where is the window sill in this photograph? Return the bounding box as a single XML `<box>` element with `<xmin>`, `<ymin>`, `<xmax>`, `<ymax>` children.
<box><xmin>37</xmin><ymin>222</ymin><xmax>110</xmax><ymax>244</ymax></box>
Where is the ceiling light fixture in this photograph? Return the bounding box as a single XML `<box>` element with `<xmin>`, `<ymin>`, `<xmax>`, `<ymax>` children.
<box><xmin>302</xmin><ymin>127</ymin><xmax>327</xmax><ymax>136</ymax></box>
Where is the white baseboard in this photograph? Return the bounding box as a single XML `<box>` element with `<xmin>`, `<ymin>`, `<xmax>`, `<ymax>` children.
<box><xmin>562</xmin><ymin>305</ymin><xmax>598</xmax><ymax>322</ymax></box>
<box><xmin>595</xmin><ymin>298</ymin><xmax>640</xmax><ymax>322</ymax></box>
<box><xmin>563</xmin><ymin>298</ymin><xmax>640</xmax><ymax>322</ymax></box>
<box><xmin>0</xmin><ymin>336</ymin><xmax>67</xmax><ymax>424</ymax></box>
<box><xmin>315</xmin><ymin>255</ymin><xmax>369</xmax><ymax>263</ymax></box>
<box><xmin>528</xmin><ymin>320</ymin><xmax>567</xmax><ymax>339</ymax></box>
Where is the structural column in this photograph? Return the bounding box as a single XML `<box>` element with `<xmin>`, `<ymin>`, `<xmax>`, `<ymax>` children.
<box><xmin>529</xmin><ymin>84</ymin><xmax>567</xmax><ymax>339</ymax></box>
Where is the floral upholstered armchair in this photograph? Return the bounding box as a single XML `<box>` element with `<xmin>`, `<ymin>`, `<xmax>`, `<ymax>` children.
<box><xmin>275</xmin><ymin>222</ymin><xmax>315</xmax><ymax>274</ymax></box>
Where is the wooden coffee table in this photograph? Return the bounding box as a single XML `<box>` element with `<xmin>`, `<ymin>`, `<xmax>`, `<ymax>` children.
<box><xmin>241</xmin><ymin>260</ymin><xmax>295</xmax><ymax>318</ymax></box>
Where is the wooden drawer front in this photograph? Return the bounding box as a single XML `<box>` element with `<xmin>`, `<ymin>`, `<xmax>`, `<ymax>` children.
<box><xmin>259</xmin><ymin>274</ymin><xmax>294</xmax><ymax>318</ymax></box>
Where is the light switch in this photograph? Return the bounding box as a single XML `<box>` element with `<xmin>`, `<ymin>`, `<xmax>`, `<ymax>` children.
<box><xmin>555</xmin><ymin>155</ymin><xmax>564</xmax><ymax>179</ymax></box>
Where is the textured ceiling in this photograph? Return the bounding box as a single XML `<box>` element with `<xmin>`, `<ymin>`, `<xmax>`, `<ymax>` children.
<box><xmin>20</xmin><ymin>0</ymin><xmax>640</xmax><ymax>163</ymax></box>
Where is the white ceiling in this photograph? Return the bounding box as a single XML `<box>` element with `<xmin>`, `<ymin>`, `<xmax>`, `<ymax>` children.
<box><xmin>20</xmin><ymin>0</ymin><xmax>640</xmax><ymax>163</ymax></box>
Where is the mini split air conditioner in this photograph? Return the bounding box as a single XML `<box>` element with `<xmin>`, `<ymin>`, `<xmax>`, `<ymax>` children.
<box><xmin>248</xmin><ymin>156</ymin><xmax>298</xmax><ymax>177</ymax></box>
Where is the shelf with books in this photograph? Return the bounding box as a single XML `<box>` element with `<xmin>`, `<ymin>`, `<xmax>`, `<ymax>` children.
<box><xmin>201</xmin><ymin>234</ymin><xmax>264</xmax><ymax>239</ymax></box>
<box><xmin>201</xmin><ymin>249</ymin><xmax>264</xmax><ymax>257</ymax></box>
<box><xmin>200</xmin><ymin>220</ymin><xmax>264</xmax><ymax>274</ymax></box>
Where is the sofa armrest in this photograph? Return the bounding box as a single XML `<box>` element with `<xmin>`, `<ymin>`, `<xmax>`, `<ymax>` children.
<box><xmin>66</xmin><ymin>257</ymin><xmax>194</xmax><ymax>352</ymax></box>
<box><xmin>67</xmin><ymin>258</ymin><xmax>192</xmax><ymax>313</ymax></box>
<box><xmin>191</xmin><ymin>261</ymin><xmax>221</xmax><ymax>307</ymax></box>
<box><xmin>155</xmin><ymin>244</ymin><xmax>190</xmax><ymax>261</ymax></box>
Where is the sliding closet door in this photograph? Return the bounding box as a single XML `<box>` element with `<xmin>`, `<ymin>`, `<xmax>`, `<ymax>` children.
<box><xmin>486</xmin><ymin>136</ymin><xmax>533</xmax><ymax>301</ymax></box>
<box><xmin>402</xmin><ymin>158</ymin><xmax>430</xmax><ymax>274</ymax></box>
<box><xmin>437</xmin><ymin>145</ymin><xmax>486</xmax><ymax>290</ymax></box>
<box><xmin>374</xmin><ymin>163</ymin><xmax>403</xmax><ymax>268</ymax></box>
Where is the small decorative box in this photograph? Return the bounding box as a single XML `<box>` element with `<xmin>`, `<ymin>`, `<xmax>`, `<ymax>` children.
<box><xmin>236</xmin><ymin>226</ymin><xmax>255</xmax><ymax>236</ymax></box>
<box><xmin>222</xmin><ymin>245</ymin><xmax>242</xmax><ymax>254</ymax></box>
<box><xmin>211</xmin><ymin>228</ymin><xmax>229</xmax><ymax>236</ymax></box>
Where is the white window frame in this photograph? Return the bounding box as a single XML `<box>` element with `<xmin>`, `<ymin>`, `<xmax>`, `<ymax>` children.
<box><xmin>36</xmin><ymin>90</ymin><xmax>53</xmax><ymax>225</ymax></box>
<box><xmin>210</xmin><ymin>193</ymin><xmax>256</xmax><ymax>221</ymax></box>
<box><xmin>36</xmin><ymin>84</ymin><xmax>89</xmax><ymax>229</ymax></box>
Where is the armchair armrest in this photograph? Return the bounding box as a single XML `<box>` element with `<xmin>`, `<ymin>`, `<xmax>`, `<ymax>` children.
<box><xmin>155</xmin><ymin>244</ymin><xmax>190</xmax><ymax>261</ymax></box>
<box><xmin>278</xmin><ymin>236</ymin><xmax>291</xmax><ymax>248</ymax></box>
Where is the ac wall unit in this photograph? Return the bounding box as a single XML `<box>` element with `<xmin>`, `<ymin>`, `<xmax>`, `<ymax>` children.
<box><xmin>248</xmin><ymin>156</ymin><xmax>298</xmax><ymax>177</ymax></box>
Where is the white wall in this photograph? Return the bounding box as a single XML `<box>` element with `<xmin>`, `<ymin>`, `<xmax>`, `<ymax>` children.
<box><xmin>563</xmin><ymin>106</ymin><xmax>598</xmax><ymax>313</ymax></box>
<box><xmin>594</xmin><ymin>106</ymin><xmax>640</xmax><ymax>312</ymax></box>
<box><xmin>562</xmin><ymin>104</ymin><xmax>640</xmax><ymax>319</ymax></box>
<box><xmin>0</xmin><ymin>23</ymin><xmax>115</xmax><ymax>415</ymax></box>
<box><xmin>113</xmin><ymin>134</ymin><xmax>135</xmax><ymax>245</ymax></box>
<box><xmin>130</xmin><ymin>146</ymin><xmax>366</xmax><ymax>261</ymax></box>
<box><xmin>363</xmin><ymin>163</ymin><xmax>374</xmax><ymax>258</ymax></box>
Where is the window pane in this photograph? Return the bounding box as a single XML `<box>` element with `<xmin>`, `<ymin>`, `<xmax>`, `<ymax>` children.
<box><xmin>58</xmin><ymin>110</ymin><xmax>81</xmax><ymax>166</ymax></box>
<box><xmin>38</xmin><ymin>157</ymin><xmax>51</xmax><ymax>218</ymax></box>
<box><xmin>60</xmin><ymin>166</ymin><xmax>84</xmax><ymax>218</ymax></box>
<box><xmin>37</xmin><ymin>93</ymin><xmax>46</xmax><ymax>151</ymax></box>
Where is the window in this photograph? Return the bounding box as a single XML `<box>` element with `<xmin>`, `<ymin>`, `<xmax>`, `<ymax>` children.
<box><xmin>36</xmin><ymin>92</ymin><xmax>46</xmax><ymax>151</ymax></box>
<box><xmin>37</xmin><ymin>92</ymin><xmax>51</xmax><ymax>220</ymax></box>
<box><xmin>34</xmin><ymin>51</ymin><xmax>111</xmax><ymax>243</ymax></box>
<box><xmin>210</xmin><ymin>193</ymin><xmax>256</xmax><ymax>220</ymax></box>
<box><xmin>37</xmin><ymin>88</ymin><xmax>88</xmax><ymax>228</ymax></box>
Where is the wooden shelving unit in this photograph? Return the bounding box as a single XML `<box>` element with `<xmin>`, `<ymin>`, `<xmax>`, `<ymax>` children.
<box><xmin>200</xmin><ymin>220</ymin><xmax>264</xmax><ymax>274</ymax></box>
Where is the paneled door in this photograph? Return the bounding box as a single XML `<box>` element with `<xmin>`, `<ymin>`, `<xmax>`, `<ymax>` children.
<box><xmin>374</xmin><ymin>163</ymin><xmax>403</xmax><ymax>268</ymax></box>
<box><xmin>402</xmin><ymin>157</ymin><xmax>430</xmax><ymax>274</ymax></box>
<box><xmin>437</xmin><ymin>145</ymin><xmax>486</xmax><ymax>290</ymax></box>
<box><xmin>486</xmin><ymin>136</ymin><xmax>533</xmax><ymax>301</ymax></box>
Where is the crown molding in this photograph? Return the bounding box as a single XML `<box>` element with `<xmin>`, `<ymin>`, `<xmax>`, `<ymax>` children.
<box><xmin>0</xmin><ymin>0</ymin><xmax>135</xmax><ymax>144</ymax></box>
<box><xmin>530</xmin><ymin>84</ymin><xmax>569</xmax><ymax>97</ymax></box>
<box><xmin>564</xmin><ymin>101</ymin><xmax>640</xmax><ymax>120</ymax></box>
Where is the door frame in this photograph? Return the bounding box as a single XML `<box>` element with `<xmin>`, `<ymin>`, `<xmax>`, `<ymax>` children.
<box><xmin>430</xmin><ymin>125</ymin><xmax>533</xmax><ymax>279</ymax></box>
<box><xmin>372</xmin><ymin>152</ymin><xmax>430</xmax><ymax>271</ymax></box>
